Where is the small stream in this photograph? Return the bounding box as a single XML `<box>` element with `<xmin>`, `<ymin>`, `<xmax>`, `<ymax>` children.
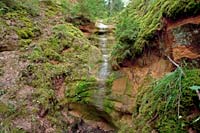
<box><xmin>98</xmin><ymin>34</ymin><xmax>110</xmax><ymax>81</ymax></box>
<box><xmin>94</xmin><ymin>22</ymin><xmax>114</xmax><ymax>111</ymax></box>
<box><xmin>68</xmin><ymin>22</ymin><xmax>116</xmax><ymax>132</ymax></box>
<box><xmin>67</xmin><ymin>23</ymin><xmax>117</xmax><ymax>133</ymax></box>
<box><xmin>96</xmin><ymin>22</ymin><xmax>114</xmax><ymax>82</ymax></box>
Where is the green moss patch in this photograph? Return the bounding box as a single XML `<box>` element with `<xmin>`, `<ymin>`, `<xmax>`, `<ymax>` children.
<box><xmin>22</xmin><ymin>22</ymin><xmax>99</xmax><ymax>118</ymax></box>
<box><xmin>133</xmin><ymin>68</ymin><xmax>200</xmax><ymax>132</ymax></box>
<box><xmin>103</xmin><ymin>99</ymin><xmax>114</xmax><ymax>113</ymax></box>
<box><xmin>21</xmin><ymin>63</ymin><xmax>69</xmax><ymax>110</ymax></box>
<box><xmin>5</xmin><ymin>11</ymin><xmax>40</xmax><ymax>39</ymax></box>
<box><xmin>65</xmin><ymin>78</ymin><xmax>98</xmax><ymax>104</ymax></box>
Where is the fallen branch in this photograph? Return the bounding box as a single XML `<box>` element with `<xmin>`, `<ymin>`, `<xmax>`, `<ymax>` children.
<box><xmin>167</xmin><ymin>56</ymin><xmax>185</xmax><ymax>76</ymax></box>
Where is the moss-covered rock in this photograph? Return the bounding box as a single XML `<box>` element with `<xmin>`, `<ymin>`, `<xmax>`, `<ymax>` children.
<box><xmin>0</xmin><ymin>9</ymin><xmax>41</xmax><ymax>51</ymax></box>
<box><xmin>0</xmin><ymin>1</ymin><xmax>103</xmax><ymax>131</ymax></box>
<box><xmin>65</xmin><ymin>78</ymin><xmax>98</xmax><ymax>104</ymax></box>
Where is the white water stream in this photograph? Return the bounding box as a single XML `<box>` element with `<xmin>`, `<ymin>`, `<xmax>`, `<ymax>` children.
<box><xmin>98</xmin><ymin>34</ymin><xmax>110</xmax><ymax>81</ymax></box>
<box><xmin>93</xmin><ymin>22</ymin><xmax>114</xmax><ymax>110</ymax></box>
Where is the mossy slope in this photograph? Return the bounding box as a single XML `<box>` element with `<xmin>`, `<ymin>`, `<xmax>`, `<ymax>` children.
<box><xmin>112</xmin><ymin>0</ymin><xmax>200</xmax><ymax>66</ymax></box>
<box><xmin>0</xmin><ymin>1</ymin><xmax>102</xmax><ymax>132</ymax></box>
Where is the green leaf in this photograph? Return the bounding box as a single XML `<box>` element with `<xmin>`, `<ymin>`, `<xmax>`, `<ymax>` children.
<box><xmin>190</xmin><ymin>86</ymin><xmax>200</xmax><ymax>91</ymax></box>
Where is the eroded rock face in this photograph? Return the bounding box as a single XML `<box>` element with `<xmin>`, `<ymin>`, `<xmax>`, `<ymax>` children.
<box><xmin>105</xmin><ymin>48</ymin><xmax>172</xmax><ymax>128</ymax></box>
<box><xmin>107</xmin><ymin>15</ymin><xmax>200</xmax><ymax>130</ymax></box>
<box><xmin>164</xmin><ymin>16</ymin><xmax>200</xmax><ymax>61</ymax></box>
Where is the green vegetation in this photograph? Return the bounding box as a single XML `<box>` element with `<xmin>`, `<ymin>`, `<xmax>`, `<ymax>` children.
<box><xmin>106</xmin><ymin>73</ymin><xmax>119</xmax><ymax>88</ymax></box>
<box><xmin>112</xmin><ymin>0</ymin><xmax>200</xmax><ymax>66</ymax></box>
<box><xmin>22</xmin><ymin>23</ymin><xmax>95</xmax><ymax>110</ymax></box>
<box><xmin>23</xmin><ymin>63</ymin><xmax>68</xmax><ymax>109</ymax></box>
<box><xmin>107</xmin><ymin>0</ymin><xmax>124</xmax><ymax>16</ymax></box>
<box><xmin>70</xmin><ymin>0</ymin><xmax>108</xmax><ymax>20</ymax></box>
<box><xmin>0</xmin><ymin>0</ymin><xmax>40</xmax><ymax>16</ymax></box>
<box><xmin>0</xmin><ymin>101</ymin><xmax>28</xmax><ymax>133</ymax></box>
<box><xmin>5</xmin><ymin>11</ymin><xmax>40</xmax><ymax>39</ymax></box>
<box><xmin>28</xmin><ymin>23</ymin><xmax>88</xmax><ymax>62</ymax></box>
<box><xmin>1</xmin><ymin>0</ymin><xmax>200</xmax><ymax>132</ymax></box>
<box><xmin>103</xmin><ymin>99</ymin><xmax>114</xmax><ymax>113</ymax></box>
<box><xmin>133</xmin><ymin>68</ymin><xmax>200</xmax><ymax>132</ymax></box>
<box><xmin>65</xmin><ymin>78</ymin><xmax>98</xmax><ymax>104</ymax></box>
<box><xmin>0</xmin><ymin>0</ymin><xmax>104</xmax><ymax>130</ymax></box>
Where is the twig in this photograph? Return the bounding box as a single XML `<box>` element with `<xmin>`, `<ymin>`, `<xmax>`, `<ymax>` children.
<box><xmin>167</xmin><ymin>56</ymin><xmax>184</xmax><ymax>119</ymax></box>
<box><xmin>178</xmin><ymin>72</ymin><xmax>182</xmax><ymax>119</ymax></box>
<box><xmin>167</xmin><ymin>56</ymin><xmax>185</xmax><ymax>76</ymax></box>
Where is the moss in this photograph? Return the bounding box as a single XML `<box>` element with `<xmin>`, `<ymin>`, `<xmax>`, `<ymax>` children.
<box><xmin>0</xmin><ymin>90</ymin><xmax>6</xmax><ymax>97</ymax></box>
<box><xmin>21</xmin><ymin>62</ymin><xmax>70</xmax><ymax>112</ymax></box>
<box><xmin>46</xmin><ymin>111</ymin><xmax>69</xmax><ymax>132</ymax></box>
<box><xmin>133</xmin><ymin>68</ymin><xmax>200</xmax><ymax>132</ymax></box>
<box><xmin>28</xmin><ymin>46</ymin><xmax>47</xmax><ymax>62</ymax></box>
<box><xmin>19</xmin><ymin>39</ymin><xmax>32</xmax><ymax>47</ymax></box>
<box><xmin>21</xmin><ymin>0</ymin><xmax>40</xmax><ymax>16</ymax></box>
<box><xmin>1</xmin><ymin>1</ymin><xmax>103</xmax><ymax>130</ymax></box>
<box><xmin>0</xmin><ymin>102</ymin><xmax>18</xmax><ymax>118</ymax></box>
<box><xmin>5</xmin><ymin>10</ymin><xmax>40</xmax><ymax>40</ymax></box>
<box><xmin>21</xmin><ymin>21</ymin><xmax>98</xmax><ymax>129</ymax></box>
<box><xmin>106</xmin><ymin>74</ymin><xmax>116</xmax><ymax>89</ymax></box>
<box><xmin>3</xmin><ymin>10</ymin><xmax>40</xmax><ymax>52</ymax></box>
<box><xmin>112</xmin><ymin>0</ymin><xmax>200</xmax><ymax>65</ymax></box>
<box><xmin>124</xmin><ymin>78</ymin><xmax>133</xmax><ymax>97</ymax></box>
<box><xmin>0</xmin><ymin>102</ymin><xmax>9</xmax><ymax>114</ymax></box>
<box><xmin>27</xmin><ymin>23</ymin><xmax>91</xmax><ymax>64</ymax></box>
<box><xmin>45</xmin><ymin>8</ymin><xmax>58</xmax><ymax>17</ymax></box>
<box><xmin>0</xmin><ymin>0</ymin><xmax>103</xmax><ymax>131</ymax></box>
<box><xmin>65</xmin><ymin>78</ymin><xmax>97</xmax><ymax>104</ymax></box>
<box><xmin>118</xmin><ymin>123</ymin><xmax>134</xmax><ymax>133</ymax></box>
<box><xmin>0</xmin><ymin>126</ymin><xmax>26</xmax><ymax>133</ymax></box>
<box><xmin>106</xmin><ymin>72</ymin><xmax>122</xmax><ymax>88</ymax></box>
<box><xmin>103</xmin><ymin>99</ymin><xmax>114</xmax><ymax>113</ymax></box>
<box><xmin>52</xmin><ymin>23</ymin><xmax>85</xmax><ymax>39</ymax></box>
<box><xmin>16</xmin><ymin>28</ymin><xmax>34</xmax><ymax>39</ymax></box>
<box><xmin>0</xmin><ymin>101</ymin><xmax>29</xmax><ymax>132</ymax></box>
<box><xmin>44</xmin><ymin>48</ymin><xmax>63</xmax><ymax>62</ymax></box>
<box><xmin>0</xmin><ymin>103</ymin><xmax>27</xmax><ymax>133</ymax></box>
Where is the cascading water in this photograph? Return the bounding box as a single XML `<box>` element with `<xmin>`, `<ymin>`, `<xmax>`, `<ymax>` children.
<box><xmin>93</xmin><ymin>22</ymin><xmax>114</xmax><ymax>110</ymax></box>
<box><xmin>67</xmin><ymin>22</ymin><xmax>116</xmax><ymax>132</ymax></box>
<box><xmin>99</xmin><ymin>34</ymin><xmax>110</xmax><ymax>81</ymax></box>
<box><xmin>96</xmin><ymin>21</ymin><xmax>112</xmax><ymax>82</ymax></box>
